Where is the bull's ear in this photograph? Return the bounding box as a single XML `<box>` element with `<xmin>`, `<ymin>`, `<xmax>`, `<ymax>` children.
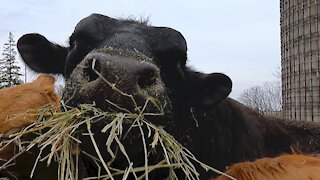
<box><xmin>188</xmin><ymin>72</ymin><xmax>232</xmax><ymax>106</ymax></box>
<box><xmin>17</xmin><ymin>33</ymin><xmax>67</xmax><ymax>74</ymax></box>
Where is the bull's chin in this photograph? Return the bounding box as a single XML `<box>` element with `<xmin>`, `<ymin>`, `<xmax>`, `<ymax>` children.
<box><xmin>77</xmin><ymin>95</ymin><xmax>173</xmax><ymax>177</ymax></box>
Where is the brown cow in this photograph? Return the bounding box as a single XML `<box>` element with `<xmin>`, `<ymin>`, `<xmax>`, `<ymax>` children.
<box><xmin>0</xmin><ymin>74</ymin><xmax>60</xmax><ymax>164</ymax></box>
<box><xmin>215</xmin><ymin>154</ymin><xmax>320</xmax><ymax>180</ymax></box>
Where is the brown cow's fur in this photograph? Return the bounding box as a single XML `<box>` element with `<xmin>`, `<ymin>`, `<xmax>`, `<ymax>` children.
<box><xmin>0</xmin><ymin>75</ymin><xmax>60</xmax><ymax>135</ymax></box>
<box><xmin>0</xmin><ymin>75</ymin><xmax>60</xmax><ymax>164</ymax></box>
<box><xmin>215</xmin><ymin>154</ymin><xmax>320</xmax><ymax>180</ymax></box>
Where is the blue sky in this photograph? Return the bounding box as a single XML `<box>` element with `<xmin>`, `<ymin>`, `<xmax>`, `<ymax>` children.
<box><xmin>0</xmin><ymin>0</ymin><xmax>280</xmax><ymax>98</ymax></box>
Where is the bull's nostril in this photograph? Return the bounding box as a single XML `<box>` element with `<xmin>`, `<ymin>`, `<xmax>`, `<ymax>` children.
<box><xmin>83</xmin><ymin>58</ymin><xmax>101</xmax><ymax>82</ymax></box>
<box><xmin>138</xmin><ymin>69</ymin><xmax>159</xmax><ymax>89</ymax></box>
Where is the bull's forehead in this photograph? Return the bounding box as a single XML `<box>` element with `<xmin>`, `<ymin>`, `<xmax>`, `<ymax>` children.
<box><xmin>72</xmin><ymin>14</ymin><xmax>187</xmax><ymax>56</ymax></box>
<box><xmin>73</xmin><ymin>14</ymin><xmax>145</xmax><ymax>41</ymax></box>
<box><xmin>99</xmin><ymin>33</ymin><xmax>151</xmax><ymax>57</ymax></box>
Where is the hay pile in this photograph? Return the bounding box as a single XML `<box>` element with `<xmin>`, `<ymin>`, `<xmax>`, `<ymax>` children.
<box><xmin>0</xmin><ymin>100</ymin><xmax>236</xmax><ymax>180</ymax></box>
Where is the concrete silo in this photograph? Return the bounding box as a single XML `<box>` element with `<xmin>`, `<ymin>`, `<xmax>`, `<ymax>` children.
<box><xmin>280</xmin><ymin>0</ymin><xmax>320</xmax><ymax>121</ymax></box>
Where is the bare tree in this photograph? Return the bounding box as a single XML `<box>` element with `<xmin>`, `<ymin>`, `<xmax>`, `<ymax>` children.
<box><xmin>238</xmin><ymin>80</ymin><xmax>282</xmax><ymax>113</ymax></box>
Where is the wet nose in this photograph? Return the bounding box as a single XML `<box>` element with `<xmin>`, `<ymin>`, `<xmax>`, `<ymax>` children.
<box><xmin>82</xmin><ymin>52</ymin><xmax>160</xmax><ymax>91</ymax></box>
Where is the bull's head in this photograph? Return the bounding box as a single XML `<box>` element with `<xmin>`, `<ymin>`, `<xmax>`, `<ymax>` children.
<box><xmin>17</xmin><ymin>14</ymin><xmax>232</xmax><ymax>178</ymax></box>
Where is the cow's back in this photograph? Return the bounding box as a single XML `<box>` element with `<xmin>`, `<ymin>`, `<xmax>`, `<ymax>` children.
<box><xmin>215</xmin><ymin>154</ymin><xmax>320</xmax><ymax>180</ymax></box>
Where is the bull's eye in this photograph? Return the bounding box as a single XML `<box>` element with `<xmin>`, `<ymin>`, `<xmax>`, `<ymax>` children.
<box><xmin>83</xmin><ymin>58</ymin><xmax>101</xmax><ymax>82</ymax></box>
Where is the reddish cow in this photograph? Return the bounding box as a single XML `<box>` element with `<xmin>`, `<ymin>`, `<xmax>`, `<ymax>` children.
<box><xmin>215</xmin><ymin>154</ymin><xmax>320</xmax><ymax>180</ymax></box>
<box><xmin>0</xmin><ymin>75</ymin><xmax>60</xmax><ymax>164</ymax></box>
<box><xmin>0</xmin><ymin>74</ymin><xmax>60</xmax><ymax>135</ymax></box>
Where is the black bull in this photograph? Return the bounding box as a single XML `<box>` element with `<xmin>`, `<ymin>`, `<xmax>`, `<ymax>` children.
<box><xmin>17</xmin><ymin>14</ymin><xmax>320</xmax><ymax>179</ymax></box>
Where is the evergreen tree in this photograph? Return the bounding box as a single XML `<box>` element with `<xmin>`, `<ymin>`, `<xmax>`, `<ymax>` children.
<box><xmin>0</xmin><ymin>32</ymin><xmax>23</xmax><ymax>88</ymax></box>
